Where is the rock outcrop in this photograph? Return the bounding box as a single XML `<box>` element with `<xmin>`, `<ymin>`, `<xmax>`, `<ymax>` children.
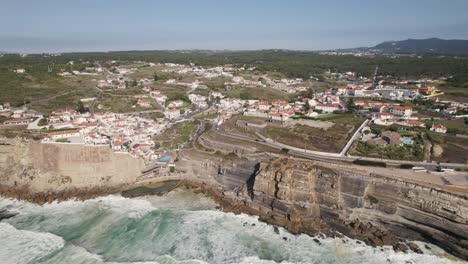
<box><xmin>0</xmin><ymin>137</ymin><xmax>145</xmax><ymax>196</ymax></box>
<box><xmin>218</xmin><ymin>158</ymin><xmax>468</xmax><ymax>260</ymax></box>
<box><xmin>1</xmin><ymin>137</ymin><xmax>467</xmax><ymax>260</ymax></box>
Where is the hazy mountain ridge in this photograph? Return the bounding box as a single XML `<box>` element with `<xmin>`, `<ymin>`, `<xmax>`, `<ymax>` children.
<box><xmin>371</xmin><ymin>38</ymin><xmax>468</xmax><ymax>55</ymax></box>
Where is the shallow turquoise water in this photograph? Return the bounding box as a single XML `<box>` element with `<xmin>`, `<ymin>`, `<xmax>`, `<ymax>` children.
<box><xmin>0</xmin><ymin>189</ymin><xmax>464</xmax><ymax>264</ymax></box>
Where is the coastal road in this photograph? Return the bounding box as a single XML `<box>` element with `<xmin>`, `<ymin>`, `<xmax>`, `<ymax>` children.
<box><xmin>214</xmin><ymin>128</ymin><xmax>468</xmax><ymax>169</ymax></box>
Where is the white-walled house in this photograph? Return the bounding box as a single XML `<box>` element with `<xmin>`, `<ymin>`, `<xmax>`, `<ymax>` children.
<box><xmin>430</xmin><ymin>124</ymin><xmax>447</xmax><ymax>133</ymax></box>
<box><xmin>314</xmin><ymin>103</ymin><xmax>344</xmax><ymax>113</ymax></box>
<box><xmin>165</xmin><ymin>108</ymin><xmax>180</xmax><ymax>120</ymax></box>
<box><xmin>386</xmin><ymin>105</ymin><xmax>412</xmax><ymax>117</ymax></box>
<box><xmin>47</xmin><ymin>129</ymin><xmax>81</xmax><ymax>140</ymax></box>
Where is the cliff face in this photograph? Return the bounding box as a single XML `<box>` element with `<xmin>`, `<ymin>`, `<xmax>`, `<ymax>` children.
<box><xmin>1</xmin><ymin>137</ymin><xmax>467</xmax><ymax>259</ymax></box>
<box><xmin>241</xmin><ymin>158</ymin><xmax>468</xmax><ymax>259</ymax></box>
<box><xmin>0</xmin><ymin>137</ymin><xmax>144</xmax><ymax>199</ymax></box>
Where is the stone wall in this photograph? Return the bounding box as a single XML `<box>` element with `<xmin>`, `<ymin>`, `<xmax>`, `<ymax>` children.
<box><xmin>0</xmin><ymin>137</ymin><xmax>145</xmax><ymax>193</ymax></box>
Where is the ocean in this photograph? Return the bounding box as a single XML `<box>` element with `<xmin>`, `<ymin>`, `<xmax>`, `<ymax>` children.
<box><xmin>0</xmin><ymin>189</ymin><xmax>464</xmax><ymax>264</ymax></box>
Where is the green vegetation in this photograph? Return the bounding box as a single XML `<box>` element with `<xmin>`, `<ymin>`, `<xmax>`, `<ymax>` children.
<box><xmin>400</xmin><ymin>164</ymin><xmax>414</xmax><ymax>169</ymax></box>
<box><xmin>425</xmin><ymin>119</ymin><xmax>468</xmax><ymax>135</ymax></box>
<box><xmin>2</xmin><ymin>50</ymin><xmax>468</xmax><ymax>113</ymax></box>
<box><xmin>263</xmin><ymin>123</ymin><xmax>353</xmax><ymax>153</ymax></box>
<box><xmin>353</xmin><ymin>140</ymin><xmax>424</xmax><ymax>161</ymax></box>
<box><xmin>153</xmin><ymin>121</ymin><xmax>199</xmax><ymax>150</ymax></box>
<box><xmin>0</xmin><ymin>56</ymin><xmax>100</xmax><ymax>111</ymax></box>
<box><xmin>295</xmin><ymin>113</ymin><xmax>364</xmax><ymax>126</ymax></box>
<box><xmin>223</xmin><ymin>86</ymin><xmax>288</xmax><ymax>101</ymax></box>
<box><xmin>353</xmin><ymin>159</ymin><xmax>387</xmax><ymax>167</ymax></box>
<box><xmin>194</xmin><ymin>112</ymin><xmax>219</xmax><ymax>120</ymax></box>
<box><xmin>4</xmin><ymin>50</ymin><xmax>463</xmax><ymax>81</ymax></box>
<box><xmin>397</xmin><ymin>130</ymin><xmax>414</xmax><ymax>137</ymax></box>
<box><xmin>99</xmin><ymin>95</ymin><xmax>159</xmax><ymax>113</ymax></box>
<box><xmin>37</xmin><ymin>118</ymin><xmax>48</xmax><ymax>126</ymax></box>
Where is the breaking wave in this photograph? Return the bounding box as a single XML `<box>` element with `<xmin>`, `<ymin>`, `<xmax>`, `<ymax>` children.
<box><xmin>0</xmin><ymin>189</ymin><xmax>464</xmax><ymax>264</ymax></box>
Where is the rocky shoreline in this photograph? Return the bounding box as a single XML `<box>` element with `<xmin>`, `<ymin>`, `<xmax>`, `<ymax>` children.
<box><xmin>0</xmin><ymin>179</ymin><xmax>424</xmax><ymax>256</ymax></box>
<box><xmin>1</xmin><ymin>138</ymin><xmax>467</xmax><ymax>260</ymax></box>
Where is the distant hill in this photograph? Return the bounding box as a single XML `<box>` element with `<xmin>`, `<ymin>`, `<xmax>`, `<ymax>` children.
<box><xmin>372</xmin><ymin>38</ymin><xmax>468</xmax><ymax>55</ymax></box>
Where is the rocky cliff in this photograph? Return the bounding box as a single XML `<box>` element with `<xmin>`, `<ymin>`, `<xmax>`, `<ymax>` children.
<box><xmin>0</xmin><ymin>137</ymin><xmax>145</xmax><ymax>202</ymax></box>
<box><xmin>216</xmin><ymin>158</ymin><xmax>468</xmax><ymax>260</ymax></box>
<box><xmin>1</xmin><ymin>137</ymin><xmax>467</xmax><ymax>259</ymax></box>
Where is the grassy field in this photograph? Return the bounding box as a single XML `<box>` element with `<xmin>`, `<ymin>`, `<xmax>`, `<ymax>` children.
<box><xmin>430</xmin><ymin>135</ymin><xmax>468</xmax><ymax>163</ymax></box>
<box><xmin>193</xmin><ymin>112</ymin><xmax>219</xmax><ymax>120</ymax></box>
<box><xmin>223</xmin><ymin>86</ymin><xmax>289</xmax><ymax>101</ymax></box>
<box><xmin>425</xmin><ymin>119</ymin><xmax>468</xmax><ymax>135</ymax></box>
<box><xmin>156</xmin><ymin>85</ymin><xmax>190</xmax><ymax>100</ymax></box>
<box><xmin>438</xmin><ymin>86</ymin><xmax>468</xmax><ymax>103</ymax></box>
<box><xmin>98</xmin><ymin>95</ymin><xmax>160</xmax><ymax>113</ymax></box>
<box><xmin>304</xmin><ymin>113</ymin><xmax>365</xmax><ymax>126</ymax></box>
<box><xmin>127</xmin><ymin>65</ymin><xmax>193</xmax><ymax>81</ymax></box>
<box><xmin>263</xmin><ymin>122</ymin><xmax>354</xmax><ymax>153</ymax></box>
<box><xmin>153</xmin><ymin>121</ymin><xmax>199</xmax><ymax>150</ymax></box>
<box><xmin>0</xmin><ymin>73</ymin><xmax>100</xmax><ymax>112</ymax></box>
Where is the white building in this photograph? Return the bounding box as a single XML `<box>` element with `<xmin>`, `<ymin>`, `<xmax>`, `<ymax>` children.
<box><xmin>386</xmin><ymin>105</ymin><xmax>412</xmax><ymax>117</ymax></box>
<box><xmin>314</xmin><ymin>103</ymin><xmax>344</xmax><ymax>113</ymax></box>
<box><xmin>165</xmin><ymin>108</ymin><xmax>180</xmax><ymax>120</ymax></box>
<box><xmin>47</xmin><ymin>129</ymin><xmax>81</xmax><ymax>140</ymax></box>
<box><xmin>137</xmin><ymin>99</ymin><xmax>152</xmax><ymax>108</ymax></box>
<box><xmin>430</xmin><ymin>124</ymin><xmax>447</xmax><ymax>134</ymax></box>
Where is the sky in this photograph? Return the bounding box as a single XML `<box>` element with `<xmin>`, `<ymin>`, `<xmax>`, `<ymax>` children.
<box><xmin>1</xmin><ymin>0</ymin><xmax>468</xmax><ymax>53</ymax></box>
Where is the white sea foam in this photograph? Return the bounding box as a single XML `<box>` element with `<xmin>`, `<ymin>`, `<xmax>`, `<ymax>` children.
<box><xmin>0</xmin><ymin>192</ymin><xmax>465</xmax><ymax>264</ymax></box>
<box><xmin>0</xmin><ymin>222</ymin><xmax>65</xmax><ymax>264</ymax></box>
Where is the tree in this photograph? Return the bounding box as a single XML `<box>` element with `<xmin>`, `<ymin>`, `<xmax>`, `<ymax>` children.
<box><xmin>38</xmin><ymin>118</ymin><xmax>48</xmax><ymax>126</ymax></box>
<box><xmin>304</xmin><ymin>100</ymin><xmax>310</xmax><ymax>112</ymax></box>
<box><xmin>77</xmin><ymin>101</ymin><xmax>87</xmax><ymax>113</ymax></box>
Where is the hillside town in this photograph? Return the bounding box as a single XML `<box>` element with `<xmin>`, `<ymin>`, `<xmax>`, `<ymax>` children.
<box><xmin>1</xmin><ymin>60</ymin><xmax>467</xmax><ymax>167</ymax></box>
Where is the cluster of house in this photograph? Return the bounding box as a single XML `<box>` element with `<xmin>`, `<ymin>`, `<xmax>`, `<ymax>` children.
<box><xmin>188</xmin><ymin>94</ymin><xmax>208</xmax><ymax>108</ymax></box>
<box><xmin>162</xmin><ymin>63</ymin><xmax>312</xmax><ymax>94</ymax></box>
<box><xmin>240</xmin><ymin>99</ymin><xmax>295</xmax><ymax>122</ymax></box>
<box><xmin>0</xmin><ymin>104</ymin><xmax>42</xmax><ymax>126</ymax></box>
<box><xmin>227</xmin><ymin>76</ymin><xmax>264</xmax><ymax>87</ymax></box>
<box><xmin>325</xmin><ymin>70</ymin><xmax>372</xmax><ymax>83</ymax></box>
<box><xmin>162</xmin><ymin>63</ymin><xmax>250</xmax><ymax>79</ymax></box>
<box><xmin>250</xmin><ymin>76</ymin><xmax>309</xmax><ymax>94</ymax></box>
<box><xmin>165</xmin><ymin>79</ymin><xmax>206</xmax><ymax>90</ymax></box>
<box><xmin>353</xmin><ymin>100</ymin><xmax>449</xmax><ymax>133</ymax></box>
<box><xmin>307</xmin><ymin>91</ymin><xmax>346</xmax><ymax>114</ymax></box>
<box><xmin>427</xmin><ymin>97</ymin><xmax>468</xmax><ymax>116</ymax></box>
<box><xmin>96</xmin><ymin>75</ymin><xmax>153</xmax><ymax>90</ymax></box>
<box><xmin>42</xmin><ymin>110</ymin><xmax>169</xmax><ymax>162</ymax></box>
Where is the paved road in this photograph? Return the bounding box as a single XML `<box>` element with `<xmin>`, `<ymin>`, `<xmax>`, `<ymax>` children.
<box><xmin>213</xmin><ymin>129</ymin><xmax>468</xmax><ymax>190</ymax></box>
<box><xmin>339</xmin><ymin>119</ymin><xmax>369</xmax><ymax>156</ymax></box>
<box><xmin>215</xmin><ymin>128</ymin><xmax>468</xmax><ymax>169</ymax></box>
<box><xmin>27</xmin><ymin>117</ymin><xmax>44</xmax><ymax>130</ymax></box>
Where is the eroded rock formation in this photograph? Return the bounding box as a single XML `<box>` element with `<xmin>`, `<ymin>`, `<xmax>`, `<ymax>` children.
<box><xmin>215</xmin><ymin>158</ymin><xmax>468</xmax><ymax>259</ymax></box>
<box><xmin>1</xmin><ymin>137</ymin><xmax>467</xmax><ymax>259</ymax></box>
